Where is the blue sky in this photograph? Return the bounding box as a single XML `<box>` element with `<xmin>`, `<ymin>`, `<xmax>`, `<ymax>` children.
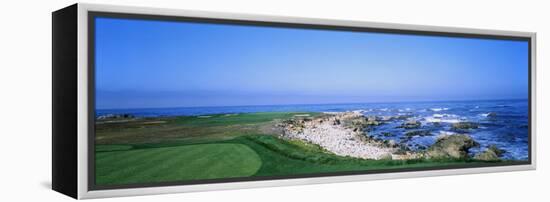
<box><xmin>95</xmin><ymin>17</ymin><xmax>529</xmax><ymax>109</ymax></box>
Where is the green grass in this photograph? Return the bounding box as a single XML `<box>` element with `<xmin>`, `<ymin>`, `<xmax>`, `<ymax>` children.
<box><xmin>95</xmin><ymin>112</ymin><xmax>503</xmax><ymax>186</ymax></box>
<box><xmin>170</xmin><ymin>112</ymin><xmax>319</xmax><ymax>126</ymax></box>
<box><xmin>95</xmin><ymin>112</ymin><xmax>321</xmax><ymax>145</ymax></box>
<box><xmin>96</xmin><ymin>143</ymin><xmax>261</xmax><ymax>185</ymax></box>
<box><xmin>96</xmin><ymin>135</ymin><xmax>492</xmax><ymax>185</ymax></box>
<box><xmin>228</xmin><ymin>135</ymin><xmax>490</xmax><ymax>177</ymax></box>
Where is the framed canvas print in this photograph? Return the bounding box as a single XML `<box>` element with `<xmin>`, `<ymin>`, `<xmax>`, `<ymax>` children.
<box><xmin>52</xmin><ymin>3</ymin><xmax>536</xmax><ymax>199</ymax></box>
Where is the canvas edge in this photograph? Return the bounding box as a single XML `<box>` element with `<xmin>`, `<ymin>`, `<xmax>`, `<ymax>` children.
<box><xmin>530</xmin><ymin>33</ymin><xmax>537</xmax><ymax>170</ymax></box>
<box><xmin>75</xmin><ymin>3</ymin><xmax>537</xmax><ymax>199</ymax></box>
<box><xmin>52</xmin><ymin>3</ymin><xmax>79</xmax><ymax>199</ymax></box>
<box><xmin>76</xmin><ymin>3</ymin><xmax>88</xmax><ymax>200</ymax></box>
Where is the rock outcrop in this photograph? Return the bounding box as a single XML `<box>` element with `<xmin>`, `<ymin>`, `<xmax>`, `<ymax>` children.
<box><xmin>474</xmin><ymin>144</ymin><xmax>506</xmax><ymax>161</ymax></box>
<box><xmin>426</xmin><ymin>134</ymin><xmax>479</xmax><ymax>159</ymax></box>
<box><xmin>404</xmin><ymin>130</ymin><xmax>432</xmax><ymax>138</ymax></box>
<box><xmin>280</xmin><ymin>111</ymin><xmax>397</xmax><ymax>160</ymax></box>
<box><xmin>452</xmin><ymin>122</ymin><xmax>479</xmax><ymax>130</ymax></box>
<box><xmin>399</xmin><ymin>120</ymin><xmax>422</xmax><ymax>129</ymax></box>
<box><xmin>279</xmin><ymin>112</ymin><xmax>501</xmax><ymax>162</ymax></box>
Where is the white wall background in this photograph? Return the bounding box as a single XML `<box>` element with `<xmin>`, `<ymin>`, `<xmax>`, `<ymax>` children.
<box><xmin>0</xmin><ymin>0</ymin><xmax>546</xmax><ymax>201</ymax></box>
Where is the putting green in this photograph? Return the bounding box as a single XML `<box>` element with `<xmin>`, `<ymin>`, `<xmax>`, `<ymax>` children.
<box><xmin>95</xmin><ymin>143</ymin><xmax>262</xmax><ymax>185</ymax></box>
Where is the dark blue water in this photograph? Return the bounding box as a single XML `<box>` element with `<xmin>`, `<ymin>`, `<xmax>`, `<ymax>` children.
<box><xmin>97</xmin><ymin>99</ymin><xmax>529</xmax><ymax>160</ymax></box>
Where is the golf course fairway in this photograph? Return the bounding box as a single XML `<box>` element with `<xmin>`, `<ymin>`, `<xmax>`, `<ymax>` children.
<box><xmin>96</xmin><ymin>143</ymin><xmax>262</xmax><ymax>185</ymax></box>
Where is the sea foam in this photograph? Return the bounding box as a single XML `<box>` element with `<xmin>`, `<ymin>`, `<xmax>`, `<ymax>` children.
<box><xmin>424</xmin><ymin>114</ymin><xmax>461</xmax><ymax>123</ymax></box>
<box><xmin>430</xmin><ymin>107</ymin><xmax>449</xmax><ymax>112</ymax></box>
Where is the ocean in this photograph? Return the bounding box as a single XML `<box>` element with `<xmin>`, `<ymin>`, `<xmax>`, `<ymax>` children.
<box><xmin>97</xmin><ymin>99</ymin><xmax>529</xmax><ymax>160</ymax></box>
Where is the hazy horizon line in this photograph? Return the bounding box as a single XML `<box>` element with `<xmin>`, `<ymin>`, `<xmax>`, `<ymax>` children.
<box><xmin>96</xmin><ymin>97</ymin><xmax>527</xmax><ymax>111</ymax></box>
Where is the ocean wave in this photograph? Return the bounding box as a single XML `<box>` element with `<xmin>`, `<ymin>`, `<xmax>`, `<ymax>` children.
<box><xmin>438</xmin><ymin>131</ymin><xmax>457</xmax><ymax>136</ymax></box>
<box><xmin>479</xmin><ymin>113</ymin><xmax>491</xmax><ymax>117</ymax></box>
<box><xmin>424</xmin><ymin>114</ymin><xmax>461</xmax><ymax>123</ymax></box>
<box><xmin>433</xmin><ymin>113</ymin><xmax>458</xmax><ymax>118</ymax></box>
<box><xmin>425</xmin><ymin>117</ymin><xmax>462</xmax><ymax>123</ymax></box>
<box><xmin>430</xmin><ymin>107</ymin><xmax>449</xmax><ymax>112</ymax></box>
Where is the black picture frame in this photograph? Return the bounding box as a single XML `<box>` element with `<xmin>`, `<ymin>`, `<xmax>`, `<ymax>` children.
<box><xmin>87</xmin><ymin>11</ymin><xmax>532</xmax><ymax>191</ymax></box>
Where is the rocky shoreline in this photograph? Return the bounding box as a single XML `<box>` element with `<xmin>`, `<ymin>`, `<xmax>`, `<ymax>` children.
<box><xmin>278</xmin><ymin>111</ymin><xmax>504</xmax><ymax>161</ymax></box>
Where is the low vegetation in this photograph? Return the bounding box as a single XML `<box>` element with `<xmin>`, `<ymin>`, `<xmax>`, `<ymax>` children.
<box><xmin>95</xmin><ymin>112</ymin><xmax>512</xmax><ymax>186</ymax></box>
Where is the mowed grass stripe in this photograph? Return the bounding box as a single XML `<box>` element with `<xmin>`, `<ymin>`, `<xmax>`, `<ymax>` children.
<box><xmin>96</xmin><ymin>148</ymin><xmax>182</xmax><ymax>184</ymax></box>
<box><xmin>142</xmin><ymin>144</ymin><xmax>249</xmax><ymax>181</ymax></box>
<box><xmin>95</xmin><ymin>147</ymin><xmax>167</xmax><ymax>175</ymax></box>
<box><xmin>129</xmin><ymin>144</ymin><xmax>219</xmax><ymax>182</ymax></box>
<box><xmin>182</xmin><ymin>144</ymin><xmax>260</xmax><ymax>180</ymax></box>
<box><xmin>95</xmin><ymin>143</ymin><xmax>262</xmax><ymax>185</ymax></box>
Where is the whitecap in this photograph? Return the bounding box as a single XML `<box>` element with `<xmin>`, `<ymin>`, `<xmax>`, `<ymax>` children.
<box><xmin>433</xmin><ymin>114</ymin><xmax>444</xmax><ymax>118</ymax></box>
<box><xmin>431</xmin><ymin>113</ymin><xmax>457</xmax><ymax>118</ymax></box>
<box><xmin>434</xmin><ymin>131</ymin><xmax>458</xmax><ymax>139</ymax></box>
<box><xmin>424</xmin><ymin>114</ymin><xmax>462</xmax><ymax>123</ymax></box>
<box><xmin>479</xmin><ymin>113</ymin><xmax>490</xmax><ymax>117</ymax></box>
<box><xmin>439</xmin><ymin>131</ymin><xmax>456</xmax><ymax>135</ymax></box>
<box><xmin>430</xmin><ymin>107</ymin><xmax>449</xmax><ymax>112</ymax></box>
<box><xmin>424</xmin><ymin>117</ymin><xmax>441</xmax><ymax>123</ymax></box>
